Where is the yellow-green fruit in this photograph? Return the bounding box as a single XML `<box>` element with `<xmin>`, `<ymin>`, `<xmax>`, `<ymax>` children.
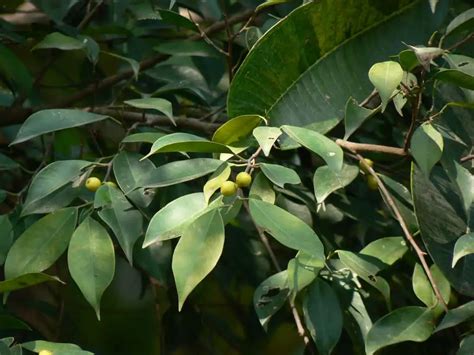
<box><xmin>367</xmin><ymin>175</ymin><xmax>379</xmax><ymax>190</ymax></box>
<box><xmin>220</xmin><ymin>181</ymin><xmax>237</xmax><ymax>196</ymax></box>
<box><xmin>359</xmin><ymin>158</ymin><xmax>374</xmax><ymax>173</ymax></box>
<box><xmin>85</xmin><ymin>177</ymin><xmax>102</xmax><ymax>192</ymax></box>
<box><xmin>39</xmin><ymin>350</ymin><xmax>53</xmax><ymax>355</ymax></box>
<box><xmin>236</xmin><ymin>172</ymin><xmax>252</xmax><ymax>187</ymax></box>
<box><xmin>105</xmin><ymin>181</ymin><xmax>117</xmax><ymax>188</ymax></box>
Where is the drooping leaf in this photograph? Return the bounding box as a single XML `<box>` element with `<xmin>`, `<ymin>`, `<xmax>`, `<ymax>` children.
<box><xmin>0</xmin><ymin>273</ymin><xmax>63</xmax><ymax>293</ymax></box>
<box><xmin>253</xmin><ymin>126</ymin><xmax>282</xmax><ymax>156</ymax></box>
<box><xmin>124</xmin><ymin>98</ymin><xmax>174</xmax><ymax>125</ymax></box>
<box><xmin>360</xmin><ymin>237</ymin><xmax>408</xmax><ymax>266</ymax></box>
<box><xmin>368</xmin><ymin>61</ymin><xmax>403</xmax><ymax>111</ymax></box>
<box><xmin>343</xmin><ymin>97</ymin><xmax>376</xmax><ymax>139</ymax></box>
<box><xmin>249</xmin><ymin>198</ymin><xmax>325</xmax><ymax>259</ymax></box>
<box><xmin>260</xmin><ymin>163</ymin><xmax>301</xmax><ymax>188</ymax></box>
<box><xmin>410</xmin><ymin>123</ymin><xmax>444</xmax><ymax>175</ymax></box>
<box><xmin>281</xmin><ymin>125</ymin><xmax>343</xmax><ymax>171</ymax></box>
<box><xmin>412</xmin><ymin>263</ymin><xmax>450</xmax><ymax>310</ymax></box>
<box><xmin>313</xmin><ymin>164</ymin><xmax>359</xmax><ymax>204</ymax></box>
<box><xmin>452</xmin><ymin>233</ymin><xmax>474</xmax><ymax>267</ymax></box>
<box><xmin>303</xmin><ymin>279</ymin><xmax>343</xmax><ymax>355</ymax></box>
<box><xmin>441</xmin><ymin>158</ymin><xmax>473</xmax><ymax>214</ymax></box>
<box><xmin>365</xmin><ymin>307</ymin><xmax>436</xmax><ymax>354</ymax></box>
<box><xmin>172</xmin><ymin>209</ymin><xmax>225</xmax><ymax>310</ymax></box>
<box><xmin>212</xmin><ymin>115</ymin><xmax>263</xmax><ymax>145</ymax></box>
<box><xmin>436</xmin><ymin>300</ymin><xmax>474</xmax><ymax>332</ymax></box>
<box><xmin>68</xmin><ymin>217</ymin><xmax>115</xmax><ymax>319</ymax></box>
<box><xmin>445</xmin><ymin>8</ymin><xmax>474</xmax><ymax>37</ymax></box>
<box><xmin>11</xmin><ymin>110</ymin><xmax>110</xmax><ymax>145</ymax></box>
<box><xmin>5</xmin><ymin>208</ymin><xmax>77</xmax><ymax>279</ymax></box>
<box><xmin>249</xmin><ymin>172</ymin><xmax>276</xmax><ymax>204</ymax></box>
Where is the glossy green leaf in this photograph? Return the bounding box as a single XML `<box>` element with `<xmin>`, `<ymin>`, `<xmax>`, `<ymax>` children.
<box><xmin>313</xmin><ymin>164</ymin><xmax>359</xmax><ymax>203</ymax></box>
<box><xmin>452</xmin><ymin>233</ymin><xmax>474</xmax><ymax>267</ymax></box>
<box><xmin>253</xmin><ymin>126</ymin><xmax>282</xmax><ymax>156</ymax></box>
<box><xmin>172</xmin><ymin>209</ymin><xmax>225</xmax><ymax>310</ymax></box>
<box><xmin>368</xmin><ymin>61</ymin><xmax>403</xmax><ymax>111</ymax></box>
<box><xmin>203</xmin><ymin>163</ymin><xmax>231</xmax><ymax>203</ymax></box>
<box><xmin>445</xmin><ymin>8</ymin><xmax>474</xmax><ymax>37</ymax></box>
<box><xmin>360</xmin><ymin>237</ymin><xmax>408</xmax><ymax>266</ymax></box>
<box><xmin>68</xmin><ymin>217</ymin><xmax>115</xmax><ymax>319</ymax></box>
<box><xmin>365</xmin><ymin>307</ymin><xmax>436</xmax><ymax>354</ymax></box>
<box><xmin>143</xmin><ymin>133</ymin><xmax>232</xmax><ymax>159</ymax></box>
<box><xmin>0</xmin><ymin>43</ymin><xmax>33</xmax><ymax>97</ymax></box>
<box><xmin>0</xmin><ymin>154</ymin><xmax>19</xmax><ymax>171</ymax></box>
<box><xmin>33</xmin><ymin>32</ymin><xmax>99</xmax><ymax>63</ymax></box>
<box><xmin>436</xmin><ymin>301</ymin><xmax>474</xmax><ymax>332</ymax></box>
<box><xmin>5</xmin><ymin>208</ymin><xmax>77</xmax><ymax>279</ymax></box>
<box><xmin>303</xmin><ymin>278</ymin><xmax>343</xmax><ymax>355</ymax></box>
<box><xmin>253</xmin><ymin>270</ymin><xmax>289</xmax><ymax>329</ymax></box>
<box><xmin>412</xmin><ymin>263</ymin><xmax>450</xmax><ymax>309</ymax></box>
<box><xmin>11</xmin><ymin>110</ymin><xmax>110</xmax><ymax>145</ymax></box>
<box><xmin>0</xmin><ymin>273</ymin><xmax>63</xmax><ymax>293</ymax></box>
<box><xmin>121</xmin><ymin>132</ymin><xmax>166</xmax><ymax>144</ymax></box>
<box><xmin>0</xmin><ymin>215</ymin><xmax>13</xmax><ymax>265</ymax></box>
<box><xmin>144</xmin><ymin>192</ymin><xmax>207</xmax><ymax>247</ymax></box>
<box><xmin>343</xmin><ymin>97</ymin><xmax>376</xmax><ymax>139</ymax></box>
<box><xmin>22</xmin><ymin>340</ymin><xmax>92</xmax><ymax>354</ymax></box>
<box><xmin>139</xmin><ymin>158</ymin><xmax>222</xmax><ymax>188</ymax></box>
<box><xmin>410</xmin><ymin>123</ymin><xmax>444</xmax><ymax>175</ymax></box>
<box><xmin>249</xmin><ymin>172</ymin><xmax>275</xmax><ymax>204</ymax></box>
<box><xmin>212</xmin><ymin>115</ymin><xmax>263</xmax><ymax>145</ymax></box>
<box><xmin>97</xmin><ymin>185</ymin><xmax>143</xmax><ymax>265</ymax></box>
<box><xmin>281</xmin><ymin>125</ymin><xmax>343</xmax><ymax>171</ymax></box>
<box><xmin>287</xmin><ymin>252</ymin><xmax>323</xmax><ymax>297</ymax></box>
<box><xmin>249</xmin><ymin>198</ymin><xmax>325</xmax><ymax>259</ymax></box>
<box><xmin>260</xmin><ymin>163</ymin><xmax>301</xmax><ymax>188</ymax></box>
<box><xmin>124</xmin><ymin>98</ymin><xmax>174</xmax><ymax>124</ymax></box>
<box><xmin>23</xmin><ymin>182</ymin><xmax>81</xmax><ymax>216</ymax></box>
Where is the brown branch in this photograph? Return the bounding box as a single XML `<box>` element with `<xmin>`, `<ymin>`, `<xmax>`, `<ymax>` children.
<box><xmin>460</xmin><ymin>154</ymin><xmax>474</xmax><ymax>163</ymax></box>
<box><xmin>349</xmin><ymin>151</ymin><xmax>448</xmax><ymax>312</ymax></box>
<box><xmin>335</xmin><ymin>139</ymin><xmax>407</xmax><ymax>156</ymax></box>
<box><xmin>446</xmin><ymin>32</ymin><xmax>474</xmax><ymax>52</ymax></box>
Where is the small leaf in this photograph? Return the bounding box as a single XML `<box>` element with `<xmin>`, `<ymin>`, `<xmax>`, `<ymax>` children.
<box><xmin>68</xmin><ymin>217</ymin><xmax>115</xmax><ymax>319</ymax></box>
<box><xmin>260</xmin><ymin>163</ymin><xmax>301</xmax><ymax>188</ymax></box>
<box><xmin>212</xmin><ymin>115</ymin><xmax>263</xmax><ymax>145</ymax></box>
<box><xmin>249</xmin><ymin>199</ymin><xmax>325</xmax><ymax>259</ymax></box>
<box><xmin>203</xmin><ymin>163</ymin><xmax>231</xmax><ymax>203</ymax></box>
<box><xmin>287</xmin><ymin>252</ymin><xmax>323</xmax><ymax>298</ymax></box>
<box><xmin>344</xmin><ymin>97</ymin><xmax>376</xmax><ymax>139</ymax></box>
<box><xmin>0</xmin><ymin>273</ymin><xmax>63</xmax><ymax>293</ymax></box>
<box><xmin>452</xmin><ymin>233</ymin><xmax>474</xmax><ymax>267</ymax></box>
<box><xmin>253</xmin><ymin>126</ymin><xmax>282</xmax><ymax>156</ymax></box>
<box><xmin>313</xmin><ymin>164</ymin><xmax>359</xmax><ymax>204</ymax></box>
<box><xmin>249</xmin><ymin>172</ymin><xmax>275</xmax><ymax>204</ymax></box>
<box><xmin>10</xmin><ymin>110</ymin><xmax>110</xmax><ymax>145</ymax></box>
<box><xmin>5</xmin><ymin>208</ymin><xmax>77</xmax><ymax>279</ymax></box>
<box><xmin>436</xmin><ymin>301</ymin><xmax>474</xmax><ymax>332</ymax></box>
<box><xmin>253</xmin><ymin>270</ymin><xmax>289</xmax><ymax>329</ymax></box>
<box><xmin>303</xmin><ymin>279</ymin><xmax>343</xmax><ymax>355</ymax></box>
<box><xmin>360</xmin><ymin>237</ymin><xmax>408</xmax><ymax>266</ymax></box>
<box><xmin>365</xmin><ymin>307</ymin><xmax>436</xmax><ymax>354</ymax></box>
<box><xmin>172</xmin><ymin>209</ymin><xmax>225</xmax><ymax>310</ymax></box>
<box><xmin>122</xmin><ymin>132</ymin><xmax>165</xmax><ymax>144</ymax></box>
<box><xmin>103</xmin><ymin>51</ymin><xmax>140</xmax><ymax>80</ymax></box>
<box><xmin>124</xmin><ymin>98</ymin><xmax>173</xmax><ymax>123</ymax></box>
<box><xmin>410</xmin><ymin>123</ymin><xmax>444</xmax><ymax>175</ymax></box>
<box><xmin>281</xmin><ymin>125</ymin><xmax>343</xmax><ymax>171</ymax></box>
<box><xmin>445</xmin><ymin>8</ymin><xmax>474</xmax><ymax>36</ymax></box>
<box><xmin>22</xmin><ymin>340</ymin><xmax>92</xmax><ymax>354</ymax></box>
<box><xmin>412</xmin><ymin>263</ymin><xmax>450</xmax><ymax>310</ymax></box>
<box><xmin>368</xmin><ymin>61</ymin><xmax>403</xmax><ymax>111</ymax></box>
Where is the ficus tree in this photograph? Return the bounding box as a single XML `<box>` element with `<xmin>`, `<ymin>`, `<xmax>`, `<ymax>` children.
<box><xmin>0</xmin><ymin>0</ymin><xmax>473</xmax><ymax>354</ymax></box>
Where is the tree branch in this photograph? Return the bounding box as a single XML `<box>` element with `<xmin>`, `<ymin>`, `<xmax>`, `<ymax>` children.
<box><xmin>335</xmin><ymin>139</ymin><xmax>407</xmax><ymax>156</ymax></box>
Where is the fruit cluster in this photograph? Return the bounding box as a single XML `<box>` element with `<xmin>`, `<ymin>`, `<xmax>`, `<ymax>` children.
<box><xmin>85</xmin><ymin>177</ymin><xmax>117</xmax><ymax>192</ymax></box>
<box><xmin>220</xmin><ymin>172</ymin><xmax>252</xmax><ymax>196</ymax></box>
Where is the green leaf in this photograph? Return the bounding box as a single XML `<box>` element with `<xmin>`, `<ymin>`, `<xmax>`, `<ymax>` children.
<box><xmin>365</xmin><ymin>306</ymin><xmax>436</xmax><ymax>354</ymax></box>
<box><xmin>155</xmin><ymin>40</ymin><xmax>219</xmax><ymax>57</ymax></box>
<box><xmin>124</xmin><ymin>98</ymin><xmax>174</xmax><ymax>125</ymax></box>
<box><xmin>452</xmin><ymin>233</ymin><xmax>474</xmax><ymax>267</ymax></box>
<box><xmin>253</xmin><ymin>126</ymin><xmax>282</xmax><ymax>156</ymax></box>
<box><xmin>436</xmin><ymin>301</ymin><xmax>474</xmax><ymax>332</ymax></box>
<box><xmin>0</xmin><ymin>43</ymin><xmax>33</xmax><ymax>97</ymax></box>
<box><xmin>287</xmin><ymin>252</ymin><xmax>323</xmax><ymax>298</ymax></box>
<box><xmin>360</xmin><ymin>237</ymin><xmax>408</xmax><ymax>266</ymax></box>
<box><xmin>203</xmin><ymin>163</ymin><xmax>231</xmax><ymax>203</ymax></box>
<box><xmin>5</xmin><ymin>208</ymin><xmax>77</xmax><ymax>279</ymax></box>
<box><xmin>139</xmin><ymin>158</ymin><xmax>222</xmax><ymax>188</ymax></box>
<box><xmin>31</xmin><ymin>0</ymin><xmax>80</xmax><ymax>22</ymax></box>
<box><xmin>410</xmin><ymin>123</ymin><xmax>444</xmax><ymax>175</ymax></box>
<box><xmin>22</xmin><ymin>340</ymin><xmax>92</xmax><ymax>355</ymax></box>
<box><xmin>458</xmin><ymin>335</ymin><xmax>474</xmax><ymax>355</ymax></box>
<box><xmin>22</xmin><ymin>160</ymin><xmax>91</xmax><ymax>215</ymax></box>
<box><xmin>0</xmin><ymin>215</ymin><xmax>13</xmax><ymax>265</ymax></box>
<box><xmin>445</xmin><ymin>8</ymin><xmax>474</xmax><ymax>37</ymax></box>
<box><xmin>103</xmin><ymin>51</ymin><xmax>140</xmax><ymax>80</ymax></box>
<box><xmin>253</xmin><ymin>270</ymin><xmax>289</xmax><ymax>329</ymax></box>
<box><xmin>0</xmin><ymin>154</ymin><xmax>19</xmax><ymax>171</ymax></box>
<box><xmin>68</xmin><ymin>217</ymin><xmax>115</xmax><ymax>319</ymax></box>
<box><xmin>412</xmin><ymin>263</ymin><xmax>450</xmax><ymax>310</ymax></box>
<box><xmin>228</xmin><ymin>0</ymin><xmax>446</xmax><ymax>132</ymax></box>
<box><xmin>249</xmin><ymin>172</ymin><xmax>275</xmax><ymax>204</ymax></box>
<box><xmin>256</xmin><ymin>0</ymin><xmax>289</xmax><ymax>11</ymax></box>
<box><xmin>10</xmin><ymin>110</ymin><xmax>110</xmax><ymax>145</ymax></box>
<box><xmin>0</xmin><ymin>273</ymin><xmax>63</xmax><ymax>293</ymax></box>
<box><xmin>96</xmin><ymin>185</ymin><xmax>143</xmax><ymax>265</ymax></box>
<box><xmin>368</xmin><ymin>61</ymin><xmax>403</xmax><ymax>111</ymax></box>
<box><xmin>343</xmin><ymin>97</ymin><xmax>376</xmax><ymax>139</ymax></box>
<box><xmin>436</xmin><ymin>69</ymin><xmax>474</xmax><ymax>90</ymax></box>
<box><xmin>144</xmin><ymin>192</ymin><xmax>207</xmax><ymax>247</ymax></box>
<box><xmin>249</xmin><ymin>198</ymin><xmax>325</xmax><ymax>259</ymax></box>
<box><xmin>303</xmin><ymin>279</ymin><xmax>343</xmax><ymax>355</ymax></box>
<box><xmin>143</xmin><ymin>133</ymin><xmax>233</xmax><ymax>159</ymax></box>
<box><xmin>441</xmin><ymin>159</ymin><xmax>473</xmax><ymax>214</ymax></box>
<box><xmin>313</xmin><ymin>164</ymin><xmax>359</xmax><ymax>204</ymax></box>
<box><xmin>212</xmin><ymin>115</ymin><xmax>263</xmax><ymax>145</ymax></box>
<box><xmin>0</xmin><ymin>314</ymin><xmax>31</xmax><ymax>331</ymax></box>
<box><xmin>260</xmin><ymin>163</ymin><xmax>301</xmax><ymax>188</ymax></box>
<box><xmin>121</xmin><ymin>132</ymin><xmax>166</xmax><ymax>144</ymax></box>
<box><xmin>172</xmin><ymin>209</ymin><xmax>225</xmax><ymax>310</ymax></box>
<box><xmin>281</xmin><ymin>125</ymin><xmax>343</xmax><ymax>171</ymax></box>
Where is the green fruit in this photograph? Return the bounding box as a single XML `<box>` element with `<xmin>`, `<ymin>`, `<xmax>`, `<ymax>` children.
<box><xmin>39</xmin><ymin>351</ymin><xmax>53</xmax><ymax>355</ymax></box>
<box><xmin>85</xmin><ymin>177</ymin><xmax>101</xmax><ymax>192</ymax></box>
<box><xmin>236</xmin><ymin>172</ymin><xmax>252</xmax><ymax>187</ymax></box>
<box><xmin>220</xmin><ymin>181</ymin><xmax>237</xmax><ymax>196</ymax></box>
<box><xmin>359</xmin><ymin>158</ymin><xmax>374</xmax><ymax>173</ymax></box>
<box><xmin>367</xmin><ymin>175</ymin><xmax>378</xmax><ymax>190</ymax></box>
<box><xmin>105</xmin><ymin>181</ymin><xmax>117</xmax><ymax>188</ymax></box>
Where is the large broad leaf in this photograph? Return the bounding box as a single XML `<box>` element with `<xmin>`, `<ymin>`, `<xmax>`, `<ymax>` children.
<box><xmin>10</xmin><ymin>110</ymin><xmax>110</xmax><ymax>145</ymax></box>
<box><xmin>249</xmin><ymin>198</ymin><xmax>325</xmax><ymax>259</ymax></box>
<box><xmin>68</xmin><ymin>217</ymin><xmax>115</xmax><ymax>319</ymax></box>
<box><xmin>412</xmin><ymin>164</ymin><xmax>474</xmax><ymax>296</ymax></box>
<box><xmin>0</xmin><ymin>273</ymin><xmax>63</xmax><ymax>293</ymax></box>
<box><xmin>172</xmin><ymin>209</ymin><xmax>225</xmax><ymax>310</ymax></box>
<box><xmin>303</xmin><ymin>278</ymin><xmax>343</xmax><ymax>355</ymax></box>
<box><xmin>313</xmin><ymin>164</ymin><xmax>359</xmax><ymax>203</ymax></box>
<box><xmin>365</xmin><ymin>306</ymin><xmax>436</xmax><ymax>354</ymax></box>
<box><xmin>22</xmin><ymin>160</ymin><xmax>91</xmax><ymax>215</ymax></box>
<box><xmin>228</xmin><ymin>0</ymin><xmax>447</xmax><ymax>132</ymax></box>
<box><xmin>4</xmin><ymin>208</ymin><xmax>77</xmax><ymax>279</ymax></box>
<box><xmin>96</xmin><ymin>185</ymin><xmax>143</xmax><ymax>265</ymax></box>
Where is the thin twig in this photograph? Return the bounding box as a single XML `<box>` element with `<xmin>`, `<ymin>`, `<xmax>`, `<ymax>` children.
<box><xmin>460</xmin><ymin>154</ymin><xmax>474</xmax><ymax>163</ymax></box>
<box><xmin>335</xmin><ymin>139</ymin><xmax>407</xmax><ymax>156</ymax></box>
<box><xmin>403</xmin><ymin>77</ymin><xmax>424</xmax><ymax>152</ymax></box>
<box><xmin>446</xmin><ymin>32</ymin><xmax>474</xmax><ymax>52</ymax></box>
